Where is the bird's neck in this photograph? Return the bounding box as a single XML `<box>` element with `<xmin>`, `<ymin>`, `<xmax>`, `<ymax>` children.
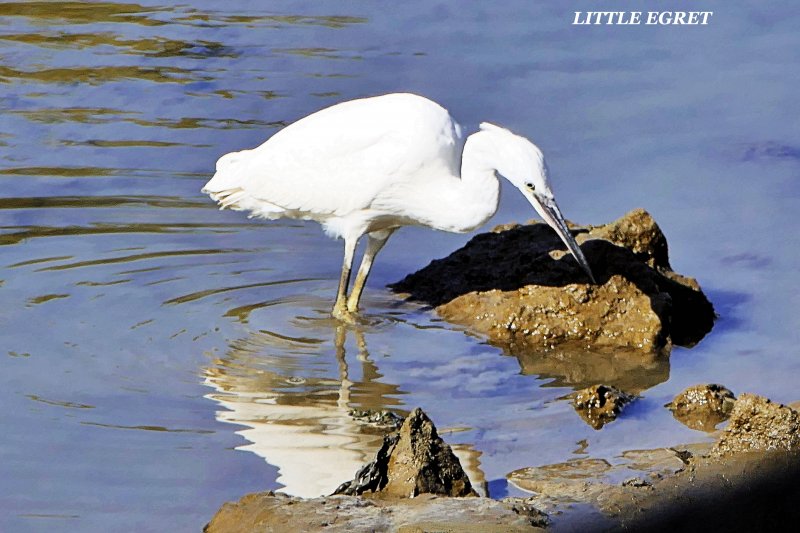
<box><xmin>445</xmin><ymin>131</ymin><xmax>501</xmax><ymax>232</ymax></box>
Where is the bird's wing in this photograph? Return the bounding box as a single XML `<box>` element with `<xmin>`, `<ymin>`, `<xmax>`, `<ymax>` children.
<box><xmin>205</xmin><ymin>94</ymin><xmax>462</xmax><ymax>218</ymax></box>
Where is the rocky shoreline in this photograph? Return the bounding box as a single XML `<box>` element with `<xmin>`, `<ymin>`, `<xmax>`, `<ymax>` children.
<box><xmin>206</xmin><ymin>392</ymin><xmax>800</xmax><ymax>532</ymax></box>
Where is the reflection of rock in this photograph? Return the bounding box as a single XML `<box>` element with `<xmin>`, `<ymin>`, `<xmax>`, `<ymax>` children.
<box><xmin>712</xmin><ymin>394</ymin><xmax>800</xmax><ymax>456</ymax></box>
<box><xmin>515</xmin><ymin>346</ymin><xmax>669</xmax><ymax>393</ymax></box>
<box><xmin>205</xmin><ymin>492</ymin><xmax>546</xmax><ymax>533</ymax></box>
<box><xmin>391</xmin><ymin>209</ymin><xmax>715</xmax><ymax>354</ymax></box>
<box><xmin>334</xmin><ymin>408</ymin><xmax>477</xmax><ymax>498</ymax></box>
<box><xmin>666</xmin><ymin>384</ymin><xmax>736</xmax><ymax>432</ymax></box>
<box><xmin>569</xmin><ymin>384</ymin><xmax>635</xmax><ymax>429</ymax></box>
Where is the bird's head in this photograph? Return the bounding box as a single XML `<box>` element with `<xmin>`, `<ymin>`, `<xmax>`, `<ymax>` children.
<box><xmin>479</xmin><ymin>122</ymin><xmax>596</xmax><ymax>283</ymax></box>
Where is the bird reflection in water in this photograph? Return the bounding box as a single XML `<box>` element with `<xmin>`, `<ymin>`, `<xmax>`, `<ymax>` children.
<box><xmin>204</xmin><ymin>324</ymin><xmax>486</xmax><ymax>497</ymax></box>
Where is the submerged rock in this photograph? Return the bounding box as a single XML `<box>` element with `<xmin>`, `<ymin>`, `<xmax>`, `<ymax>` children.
<box><xmin>333</xmin><ymin>407</ymin><xmax>477</xmax><ymax>498</ymax></box>
<box><xmin>390</xmin><ymin>209</ymin><xmax>715</xmax><ymax>355</ymax></box>
<box><xmin>569</xmin><ymin>384</ymin><xmax>636</xmax><ymax>429</ymax></box>
<box><xmin>666</xmin><ymin>384</ymin><xmax>736</xmax><ymax>432</ymax></box>
<box><xmin>712</xmin><ymin>393</ymin><xmax>800</xmax><ymax>456</ymax></box>
<box><xmin>507</xmin><ymin>446</ymin><xmax>697</xmax><ymax>518</ymax></box>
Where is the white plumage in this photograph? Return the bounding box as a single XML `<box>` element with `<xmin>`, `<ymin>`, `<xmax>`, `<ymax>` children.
<box><xmin>203</xmin><ymin>93</ymin><xmax>594</xmax><ymax>321</ymax></box>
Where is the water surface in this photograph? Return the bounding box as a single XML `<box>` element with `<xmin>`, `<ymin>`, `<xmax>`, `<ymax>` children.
<box><xmin>1</xmin><ymin>1</ymin><xmax>799</xmax><ymax>530</ymax></box>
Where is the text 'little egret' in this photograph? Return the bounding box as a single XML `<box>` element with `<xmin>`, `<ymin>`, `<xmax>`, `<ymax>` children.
<box><xmin>203</xmin><ymin>93</ymin><xmax>594</xmax><ymax>321</ymax></box>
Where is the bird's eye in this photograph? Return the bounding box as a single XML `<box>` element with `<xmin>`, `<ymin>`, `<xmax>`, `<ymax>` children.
<box><xmin>525</xmin><ymin>182</ymin><xmax>535</xmax><ymax>190</ymax></box>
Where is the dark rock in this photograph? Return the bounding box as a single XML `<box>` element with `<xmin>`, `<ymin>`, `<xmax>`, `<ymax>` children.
<box><xmin>332</xmin><ymin>432</ymin><xmax>399</xmax><ymax>496</ymax></box>
<box><xmin>712</xmin><ymin>393</ymin><xmax>800</xmax><ymax>456</ymax></box>
<box><xmin>666</xmin><ymin>384</ymin><xmax>736</xmax><ymax>432</ymax></box>
<box><xmin>569</xmin><ymin>384</ymin><xmax>635</xmax><ymax>429</ymax></box>
<box><xmin>333</xmin><ymin>407</ymin><xmax>477</xmax><ymax>498</ymax></box>
<box><xmin>390</xmin><ymin>208</ymin><xmax>715</xmax><ymax>354</ymax></box>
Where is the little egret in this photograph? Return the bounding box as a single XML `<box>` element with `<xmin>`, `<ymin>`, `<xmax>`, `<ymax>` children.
<box><xmin>203</xmin><ymin>93</ymin><xmax>594</xmax><ymax>321</ymax></box>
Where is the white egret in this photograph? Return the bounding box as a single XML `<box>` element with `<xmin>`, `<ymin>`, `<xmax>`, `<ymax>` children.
<box><xmin>203</xmin><ymin>93</ymin><xmax>594</xmax><ymax>321</ymax></box>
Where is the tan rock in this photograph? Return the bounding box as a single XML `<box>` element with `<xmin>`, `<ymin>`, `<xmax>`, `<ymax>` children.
<box><xmin>391</xmin><ymin>209</ymin><xmax>715</xmax><ymax>358</ymax></box>
<box><xmin>666</xmin><ymin>384</ymin><xmax>736</xmax><ymax>432</ymax></box>
<box><xmin>569</xmin><ymin>384</ymin><xmax>636</xmax><ymax>429</ymax></box>
<box><xmin>712</xmin><ymin>394</ymin><xmax>800</xmax><ymax>456</ymax></box>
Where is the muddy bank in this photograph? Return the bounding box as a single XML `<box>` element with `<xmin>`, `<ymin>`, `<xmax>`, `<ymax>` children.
<box><xmin>508</xmin><ymin>446</ymin><xmax>800</xmax><ymax>532</ymax></box>
<box><xmin>205</xmin><ymin>493</ymin><xmax>546</xmax><ymax>533</ymax></box>
<box><xmin>390</xmin><ymin>209</ymin><xmax>715</xmax><ymax>359</ymax></box>
<box><xmin>508</xmin><ymin>393</ymin><xmax>800</xmax><ymax>531</ymax></box>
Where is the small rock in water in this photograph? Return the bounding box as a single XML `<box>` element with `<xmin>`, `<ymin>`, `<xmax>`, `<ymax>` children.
<box><xmin>666</xmin><ymin>384</ymin><xmax>736</xmax><ymax>432</ymax></box>
<box><xmin>712</xmin><ymin>393</ymin><xmax>800</xmax><ymax>456</ymax></box>
<box><xmin>348</xmin><ymin>408</ymin><xmax>404</xmax><ymax>429</ymax></box>
<box><xmin>333</xmin><ymin>407</ymin><xmax>477</xmax><ymax>498</ymax></box>
<box><xmin>570</xmin><ymin>384</ymin><xmax>635</xmax><ymax>429</ymax></box>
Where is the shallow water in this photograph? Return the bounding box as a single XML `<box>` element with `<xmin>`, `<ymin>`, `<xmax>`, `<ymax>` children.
<box><xmin>1</xmin><ymin>1</ymin><xmax>798</xmax><ymax>530</ymax></box>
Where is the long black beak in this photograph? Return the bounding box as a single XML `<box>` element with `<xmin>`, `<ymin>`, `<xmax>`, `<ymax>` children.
<box><xmin>530</xmin><ymin>194</ymin><xmax>596</xmax><ymax>284</ymax></box>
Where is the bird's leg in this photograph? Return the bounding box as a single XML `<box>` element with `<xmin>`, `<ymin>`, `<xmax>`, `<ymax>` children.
<box><xmin>346</xmin><ymin>229</ymin><xmax>394</xmax><ymax>313</ymax></box>
<box><xmin>332</xmin><ymin>237</ymin><xmax>357</xmax><ymax>322</ymax></box>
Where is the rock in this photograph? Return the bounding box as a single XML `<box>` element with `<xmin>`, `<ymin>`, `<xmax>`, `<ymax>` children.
<box><xmin>205</xmin><ymin>492</ymin><xmax>545</xmax><ymax>533</ymax></box>
<box><xmin>332</xmin><ymin>432</ymin><xmax>400</xmax><ymax>496</ymax></box>
<box><xmin>569</xmin><ymin>384</ymin><xmax>635</xmax><ymax>429</ymax></box>
<box><xmin>333</xmin><ymin>407</ymin><xmax>477</xmax><ymax>498</ymax></box>
<box><xmin>390</xmin><ymin>209</ymin><xmax>715</xmax><ymax>356</ymax></box>
<box><xmin>666</xmin><ymin>384</ymin><xmax>736</xmax><ymax>432</ymax></box>
<box><xmin>712</xmin><ymin>393</ymin><xmax>800</xmax><ymax>456</ymax></box>
<box><xmin>583</xmin><ymin>207</ymin><xmax>671</xmax><ymax>269</ymax></box>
